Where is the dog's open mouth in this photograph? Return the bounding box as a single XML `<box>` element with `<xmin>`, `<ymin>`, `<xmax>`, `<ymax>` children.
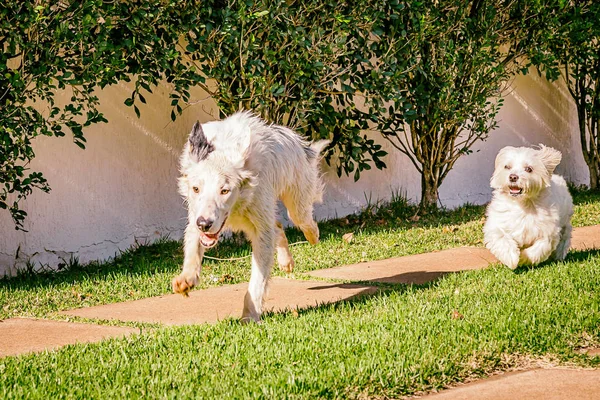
<box><xmin>198</xmin><ymin>216</ymin><xmax>227</xmax><ymax>249</ymax></box>
<box><xmin>509</xmin><ymin>185</ymin><xmax>523</xmax><ymax>196</ymax></box>
<box><xmin>199</xmin><ymin>231</ymin><xmax>220</xmax><ymax>248</ymax></box>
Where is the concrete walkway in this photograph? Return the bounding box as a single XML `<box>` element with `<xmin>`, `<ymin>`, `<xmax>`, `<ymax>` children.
<box><xmin>0</xmin><ymin>318</ymin><xmax>136</xmax><ymax>358</ymax></box>
<box><xmin>421</xmin><ymin>369</ymin><xmax>600</xmax><ymax>400</ymax></box>
<box><xmin>308</xmin><ymin>247</ymin><xmax>496</xmax><ymax>284</ymax></box>
<box><xmin>61</xmin><ymin>278</ymin><xmax>377</xmax><ymax>325</ymax></box>
<box><xmin>308</xmin><ymin>224</ymin><xmax>600</xmax><ymax>283</ymax></box>
<box><xmin>2</xmin><ymin>225</ymin><xmax>600</xmax><ymax>397</ymax></box>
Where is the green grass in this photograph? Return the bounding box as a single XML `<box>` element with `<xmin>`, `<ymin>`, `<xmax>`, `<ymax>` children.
<box><xmin>1</xmin><ymin>252</ymin><xmax>599</xmax><ymax>398</ymax></box>
<box><xmin>0</xmin><ymin>188</ymin><xmax>599</xmax><ymax>398</ymax></box>
<box><xmin>0</xmin><ymin>189</ymin><xmax>598</xmax><ymax>320</ymax></box>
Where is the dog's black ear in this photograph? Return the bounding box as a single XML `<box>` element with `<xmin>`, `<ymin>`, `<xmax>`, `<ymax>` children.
<box><xmin>188</xmin><ymin>121</ymin><xmax>214</xmax><ymax>162</ymax></box>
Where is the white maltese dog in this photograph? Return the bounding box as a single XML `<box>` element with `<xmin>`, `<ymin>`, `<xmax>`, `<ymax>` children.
<box><xmin>483</xmin><ymin>144</ymin><xmax>573</xmax><ymax>269</ymax></box>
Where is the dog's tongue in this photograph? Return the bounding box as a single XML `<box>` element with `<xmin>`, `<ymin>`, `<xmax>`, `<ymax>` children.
<box><xmin>509</xmin><ymin>186</ymin><xmax>521</xmax><ymax>194</ymax></box>
<box><xmin>199</xmin><ymin>231</ymin><xmax>219</xmax><ymax>248</ymax></box>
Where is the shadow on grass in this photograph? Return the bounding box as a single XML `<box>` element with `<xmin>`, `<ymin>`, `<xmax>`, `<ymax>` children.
<box><xmin>261</xmin><ymin>249</ymin><xmax>600</xmax><ymax>324</ymax></box>
<box><xmin>571</xmin><ymin>186</ymin><xmax>600</xmax><ymax>206</ymax></box>
<box><xmin>285</xmin><ymin>198</ymin><xmax>487</xmax><ymax>245</ymax></box>
<box><xmin>0</xmin><ymin>236</ymin><xmax>253</xmax><ymax>292</ymax></box>
<box><xmin>569</xmin><ymin>248</ymin><xmax>600</xmax><ymax>261</ymax></box>
<box><xmin>0</xmin><ymin>196</ymin><xmax>486</xmax><ymax>289</ymax></box>
<box><xmin>259</xmin><ymin>270</ymin><xmax>467</xmax><ymax>323</ymax></box>
<box><xmin>4</xmin><ymin>188</ymin><xmax>598</xmax><ymax>292</ymax></box>
<box><xmin>512</xmin><ymin>248</ymin><xmax>600</xmax><ymax>275</ymax></box>
<box><xmin>0</xmin><ymin>239</ymin><xmax>180</xmax><ymax>290</ymax></box>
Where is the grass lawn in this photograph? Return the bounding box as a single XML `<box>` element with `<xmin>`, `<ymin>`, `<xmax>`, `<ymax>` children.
<box><xmin>0</xmin><ymin>189</ymin><xmax>599</xmax><ymax>398</ymax></box>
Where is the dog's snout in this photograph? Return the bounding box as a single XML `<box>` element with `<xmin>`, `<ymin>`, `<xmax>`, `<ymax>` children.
<box><xmin>509</xmin><ymin>174</ymin><xmax>519</xmax><ymax>183</ymax></box>
<box><xmin>196</xmin><ymin>216</ymin><xmax>213</xmax><ymax>231</ymax></box>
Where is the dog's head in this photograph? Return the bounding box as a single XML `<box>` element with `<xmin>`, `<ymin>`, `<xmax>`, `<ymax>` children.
<box><xmin>490</xmin><ymin>144</ymin><xmax>562</xmax><ymax>200</ymax></box>
<box><xmin>178</xmin><ymin>120</ymin><xmax>255</xmax><ymax>248</ymax></box>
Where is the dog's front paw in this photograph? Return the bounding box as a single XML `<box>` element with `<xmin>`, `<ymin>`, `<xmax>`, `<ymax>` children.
<box><xmin>172</xmin><ymin>273</ymin><xmax>198</xmax><ymax>296</ymax></box>
<box><xmin>278</xmin><ymin>258</ymin><xmax>295</xmax><ymax>274</ymax></box>
<box><xmin>500</xmin><ymin>249</ymin><xmax>520</xmax><ymax>270</ymax></box>
<box><xmin>519</xmin><ymin>250</ymin><xmax>534</xmax><ymax>266</ymax></box>
<box><xmin>240</xmin><ymin>315</ymin><xmax>263</xmax><ymax>325</ymax></box>
<box><xmin>505</xmin><ymin>251</ymin><xmax>520</xmax><ymax>270</ymax></box>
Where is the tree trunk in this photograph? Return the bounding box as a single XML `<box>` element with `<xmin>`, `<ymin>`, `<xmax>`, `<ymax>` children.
<box><xmin>574</xmin><ymin>76</ymin><xmax>600</xmax><ymax>191</ymax></box>
<box><xmin>419</xmin><ymin>171</ymin><xmax>439</xmax><ymax>212</ymax></box>
<box><xmin>589</xmin><ymin>163</ymin><xmax>599</xmax><ymax>191</ymax></box>
<box><xmin>577</xmin><ymin>108</ymin><xmax>599</xmax><ymax>191</ymax></box>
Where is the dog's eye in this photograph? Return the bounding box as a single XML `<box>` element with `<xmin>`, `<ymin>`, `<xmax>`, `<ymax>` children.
<box><xmin>192</xmin><ymin>186</ymin><xmax>199</xmax><ymax>194</ymax></box>
<box><xmin>525</xmin><ymin>166</ymin><xmax>533</xmax><ymax>173</ymax></box>
<box><xmin>504</xmin><ymin>165</ymin><xmax>511</xmax><ymax>170</ymax></box>
<box><xmin>220</xmin><ymin>188</ymin><xmax>230</xmax><ymax>195</ymax></box>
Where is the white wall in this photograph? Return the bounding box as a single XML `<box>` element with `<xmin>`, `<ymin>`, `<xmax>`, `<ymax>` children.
<box><xmin>315</xmin><ymin>72</ymin><xmax>588</xmax><ymax>219</ymax></box>
<box><xmin>0</xmin><ymin>73</ymin><xmax>590</xmax><ymax>275</ymax></box>
<box><xmin>0</xmin><ymin>83</ymin><xmax>218</xmax><ymax>275</ymax></box>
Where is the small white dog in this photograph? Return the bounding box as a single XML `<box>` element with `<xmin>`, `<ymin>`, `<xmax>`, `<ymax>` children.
<box><xmin>172</xmin><ymin>111</ymin><xmax>328</xmax><ymax>322</ymax></box>
<box><xmin>483</xmin><ymin>144</ymin><xmax>573</xmax><ymax>269</ymax></box>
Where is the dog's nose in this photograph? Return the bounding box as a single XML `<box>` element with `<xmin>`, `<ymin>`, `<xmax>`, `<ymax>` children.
<box><xmin>196</xmin><ymin>217</ymin><xmax>213</xmax><ymax>231</ymax></box>
<box><xmin>509</xmin><ymin>174</ymin><xmax>519</xmax><ymax>183</ymax></box>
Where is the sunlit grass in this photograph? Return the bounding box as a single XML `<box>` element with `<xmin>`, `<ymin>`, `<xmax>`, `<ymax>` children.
<box><xmin>1</xmin><ymin>188</ymin><xmax>598</xmax><ymax>320</ymax></box>
<box><xmin>1</xmin><ymin>251</ymin><xmax>599</xmax><ymax>398</ymax></box>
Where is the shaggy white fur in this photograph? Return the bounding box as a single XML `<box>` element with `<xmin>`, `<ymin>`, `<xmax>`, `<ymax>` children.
<box><xmin>172</xmin><ymin>111</ymin><xmax>328</xmax><ymax>322</ymax></box>
<box><xmin>483</xmin><ymin>144</ymin><xmax>573</xmax><ymax>269</ymax></box>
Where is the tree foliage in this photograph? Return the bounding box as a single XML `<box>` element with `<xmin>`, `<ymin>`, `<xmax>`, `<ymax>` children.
<box><xmin>531</xmin><ymin>0</ymin><xmax>600</xmax><ymax>190</ymax></box>
<box><xmin>0</xmin><ymin>0</ymin><xmax>206</xmax><ymax>229</ymax></box>
<box><xmin>183</xmin><ymin>0</ymin><xmax>388</xmax><ymax>180</ymax></box>
<box><xmin>3</xmin><ymin>0</ymin><xmax>594</xmax><ymax>230</ymax></box>
<box><xmin>364</xmin><ymin>0</ymin><xmax>539</xmax><ymax>211</ymax></box>
<box><xmin>0</xmin><ymin>0</ymin><xmax>390</xmax><ymax>230</ymax></box>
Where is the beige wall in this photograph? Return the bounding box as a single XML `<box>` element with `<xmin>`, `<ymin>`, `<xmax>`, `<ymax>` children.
<box><xmin>316</xmin><ymin>72</ymin><xmax>587</xmax><ymax>217</ymax></box>
<box><xmin>0</xmin><ymin>83</ymin><xmax>218</xmax><ymax>275</ymax></box>
<box><xmin>0</xmin><ymin>73</ymin><xmax>589</xmax><ymax>275</ymax></box>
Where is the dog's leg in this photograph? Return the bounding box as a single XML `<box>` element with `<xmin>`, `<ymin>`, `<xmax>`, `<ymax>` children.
<box><xmin>275</xmin><ymin>221</ymin><xmax>294</xmax><ymax>273</ymax></box>
<box><xmin>242</xmin><ymin>224</ymin><xmax>275</xmax><ymax>323</ymax></box>
<box><xmin>172</xmin><ymin>223</ymin><xmax>204</xmax><ymax>296</ymax></box>
<box><xmin>553</xmin><ymin>224</ymin><xmax>572</xmax><ymax>261</ymax></box>
<box><xmin>484</xmin><ymin>230</ymin><xmax>520</xmax><ymax>269</ymax></box>
<box><xmin>520</xmin><ymin>237</ymin><xmax>555</xmax><ymax>266</ymax></box>
<box><xmin>299</xmin><ymin>220</ymin><xmax>319</xmax><ymax>245</ymax></box>
<box><xmin>282</xmin><ymin>194</ymin><xmax>320</xmax><ymax>245</ymax></box>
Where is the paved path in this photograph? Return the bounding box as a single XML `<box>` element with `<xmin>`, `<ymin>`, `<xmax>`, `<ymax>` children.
<box><xmin>308</xmin><ymin>247</ymin><xmax>496</xmax><ymax>284</ymax></box>
<box><xmin>0</xmin><ymin>318</ymin><xmax>135</xmax><ymax>358</ymax></box>
<box><xmin>308</xmin><ymin>224</ymin><xmax>600</xmax><ymax>283</ymax></box>
<box><xmin>2</xmin><ymin>224</ymin><xmax>599</xmax><ymax>398</ymax></box>
<box><xmin>62</xmin><ymin>278</ymin><xmax>377</xmax><ymax>325</ymax></box>
<box><xmin>571</xmin><ymin>225</ymin><xmax>600</xmax><ymax>250</ymax></box>
<box><xmin>420</xmin><ymin>369</ymin><xmax>600</xmax><ymax>400</ymax></box>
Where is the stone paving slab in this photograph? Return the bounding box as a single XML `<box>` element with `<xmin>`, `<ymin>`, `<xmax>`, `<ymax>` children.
<box><xmin>10</xmin><ymin>225</ymin><xmax>600</xmax><ymax>359</ymax></box>
<box><xmin>308</xmin><ymin>247</ymin><xmax>497</xmax><ymax>284</ymax></box>
<box><xmin>0</xmin><ymin>318</ymin><xmax>136</xmax><ymax>358</ymax></box>
<box><xmin>422</xmin><ymin>369</ymin><xmax>600</xmax><ymax>400</ymax></box>
<box><xmin>308</xmin><ymin>225</ymin><xmax>600</xmax><ymax>284</ymax></box>
<box><xmin>580</xmin><ymin>347</ymin><xmax>600</xmax><ymax>357</ymax></box>
<box><xmin>571</xmin><ymin>225</ymin><xmax>600</xmax><ymax>251</ymax></box>
<box><xmin>62</xmin><ymin>278</ymin><xmax>377</xmax><ymax>325</ymax></box>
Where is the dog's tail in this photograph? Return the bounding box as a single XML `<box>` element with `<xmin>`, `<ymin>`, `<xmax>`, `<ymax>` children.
<box><xmin>310</xmin><ymin>140</ymin><xmax>330</xmax><ymax>156</ymax></box>
<box><xmin>305</xmin><ymin>140</ymin><xmax>330</xmax><ymax>203</ymax></box>
<box><xmin>304</xmin><ymin>140</ymin><xmax>330</xmax><ymax>161</ymax></box>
